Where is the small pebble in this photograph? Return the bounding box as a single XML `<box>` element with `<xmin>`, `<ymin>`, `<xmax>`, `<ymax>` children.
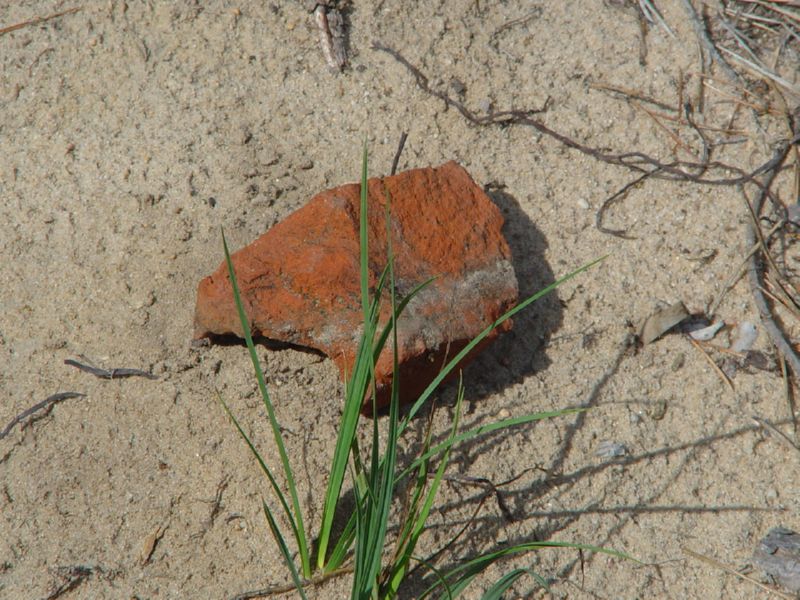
<box><xmin>752</xmin><ymin>527</ymin><xmax>800</xmax><ymax>593</ymax></box>
<box><xmin>449</xmin><ymin>77</ymin><xmax>466</xmax><ymax>96</ymax></box>
<box><xmin>595</xmin><ymin>440</ymin><xmax>627</xmax><ymax>458</ymax></box>
<box><xmin>732</xmin><ymin>321</ymin><xmax>758</xmax><ymax>353</ymax></box>
<box><xmin>788</xmin><ymin>204</ymin><xmax>800</xmax><ymax>225</ymax></box>
<box><xmin>577</xmin><ymin>198</ymin><xmax>590</xmax><ymax>210</ymax></box>
<box><xmin>687</xmin><ymin>320</ymin><xmax>724</xmax><ymax>341</ymax></box>
<box><xmin>648</xmin><ymin>398</ymin><xmax>668</xmax><ymax>421</ymax></box>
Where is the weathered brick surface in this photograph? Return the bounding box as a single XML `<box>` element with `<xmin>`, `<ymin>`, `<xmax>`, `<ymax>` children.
<box><xmin>194</xmin><ymin>161</ymin><xmax>519</xmax><ymax>412</ymax></box>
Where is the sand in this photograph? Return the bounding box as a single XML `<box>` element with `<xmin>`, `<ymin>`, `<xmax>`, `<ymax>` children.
<box><xmin>2</xmin><ymin>2</ymin><xmax>798</xmax><ymax>598</ymax></box>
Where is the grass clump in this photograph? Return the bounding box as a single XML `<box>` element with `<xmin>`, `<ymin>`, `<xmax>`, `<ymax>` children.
<box><xmin>218</xmin><ymin>144</ymin><xmax>623</xmax><ymax>599</ymax></box>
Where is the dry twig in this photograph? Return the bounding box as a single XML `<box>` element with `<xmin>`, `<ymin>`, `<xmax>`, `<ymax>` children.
<box><xmin>596</xmin><ymin>169</ymin><xmax>661</xmax><ymax>238</ymax></box>
<box><xmin>43</xmin><ymin>566</ymin><xmax>94</xmax><ymax>600</ymax></box>
<box><xmin>683</xmin><ymin>546</ymin><xmax>796</xmax><ymax>600</ymax></box>
<box><xmin>390</xmin><ymin>131</ymin><xmax>408</xmax><ymax>176</ymax></box>
<box><xmin>371</xmin><ymin>41</ymin><xmax>793</xmax><ymax>194</ymax></box>
<box><xmin>64</xmin><ymin>358</ymin><xmax>158</xmax><ymax>380</ymax></box>
<box><xmin>0</xmin><ymin>6</ymin><xmax>81</xmax><ymax>36</ymax></box>
<box><xmin>589</xmin><ymin>81</ymin><xmax>677</xmax><ymax>111</ymax></box>
<box><xmin>679</xmin><ymin>0</ymin><xmax>742</xmax><ymax>84</ymax></box>
<box><xmin>745</xmin><ymin>146</ymin><xmax>800</xmax><ymax>377</ymax></box>
<box><xmin>313</xmin><ymin>4</ymin><xmax>347</xmax><ymax>72</ymax></box>
<box><xmin>230</xmin><ymin>567</ymin><xmax>354</xmax><ymax>600</ymax></box>
<box><xmin>752</xmin><ymin>415</ymin><xmax>800</xmax><ymax>454</ymax></box>
<box><xmin>689</xmin><ymin>337</ymin><xmax>736</xmax><ymax>391</ymax></box>
<box><xmin>0</xmin><ymin>392</ymin><xmax>85</xmax><ymax>441</ymax></box>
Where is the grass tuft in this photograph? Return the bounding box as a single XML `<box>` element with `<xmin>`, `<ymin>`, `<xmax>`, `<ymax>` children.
<box><xmin>217</xmin><ymin>147</ymin><xmax>625</xmax><ymax>598</ymax></box>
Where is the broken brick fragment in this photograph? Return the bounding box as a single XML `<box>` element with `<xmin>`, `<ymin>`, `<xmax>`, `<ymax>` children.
<box><xmin>194</xmin><ymin>161</ymin><xmax>519</xmax><ymax>413</ymax></box>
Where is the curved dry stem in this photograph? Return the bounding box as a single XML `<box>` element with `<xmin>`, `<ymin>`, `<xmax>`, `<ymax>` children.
<box><xmin>745</xmin><ymin>145</ymin><xmax>800</xmax><ymax>377</ymax></box>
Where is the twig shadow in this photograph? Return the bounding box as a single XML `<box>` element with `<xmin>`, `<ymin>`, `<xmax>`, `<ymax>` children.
<box><xmin>394</xmin><ymin>416</ymin><xmax>782</xmax><ymax>599</ymax></box>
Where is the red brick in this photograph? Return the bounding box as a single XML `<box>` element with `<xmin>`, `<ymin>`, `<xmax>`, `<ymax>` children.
<box><xmin>194</xmin><ymin>161</ymin><xmax>518</xmax><ymax>413</ymax></box>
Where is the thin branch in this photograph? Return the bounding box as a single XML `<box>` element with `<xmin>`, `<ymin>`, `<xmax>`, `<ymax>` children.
<box><xmin>683</xmin><ymin>547</ymin><xmax>796</xmax><ymax>600</ymax></box>
<box><xmin>708</xmin><ymin>219</ymin><xmax>784</xmax><ymax>316</ymax></box>
<box><xmin>390</xmin><ymin>132</ymin><xmax>408</xmax><ymax>176</ymax></box>
<box><xmin>589</xmin><ymin>81</ymin><xmax>677</xmax><ymax>112</ymax></box>
<box><xmin>596</xmin><ymin>169</ymin><xmax>661</xmax><ymax>238</ymax></box>
<box><xmin>370</xmin><ymin>41</ymin><xmax>793</xmax><ymax>192</ymax></box>
<box><xmin>44</xmin><ymin>565</ymin><xmax>94</xmax><ymax>600</ymax></box>
<box><xmin>679</xmin><ymin>0</ymin><xmax>742</xmax><ymax>84</ymax></box>
<box><xmin>689</xmin><ymin>337</ymin><xmax>735</xmax><ymax>391</ymax></box>
<box><xmin>64</xmin><ymin>358</ymin><xmax>158</xmax><ymax>380</ymax></box>
<box><xmin>0</xmin><ymin>392</ymin><xmax>86</xmax><ymax>441</ymax></box>
<box><xmin>0</xmin><ymin>6</ymin><xmax>81</xmax><ymax>36</ymax></box>
<box><xmin>230</xmin><ymin>567</ymin><xmax>354</xmax><ymax>600</ymax></box>
<box><xmin>745</xmin><ymin>146</ymin><xmax>800</xmax><ymax>377</ymax></box>
<box><xmin>720</xmin><ymin>46</ymin><xmax>800</xmax><ymax>95</ymax></box>
<box><xmin>752</xmin><ymin>415</ymin><xmax>800</xmax><ymax>454</ymax></box>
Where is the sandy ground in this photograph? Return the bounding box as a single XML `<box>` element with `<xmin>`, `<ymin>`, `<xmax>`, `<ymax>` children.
<box><xmin>2</xmin><ymin>1</ymin><xmax>799</xmax><ymax>598</ymax></box>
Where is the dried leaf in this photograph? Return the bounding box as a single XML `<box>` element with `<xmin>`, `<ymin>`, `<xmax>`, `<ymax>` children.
<box><xmin>640</xmin><ymin>301</ymin><xmax>690</xmax><ymax>344</ymax></box>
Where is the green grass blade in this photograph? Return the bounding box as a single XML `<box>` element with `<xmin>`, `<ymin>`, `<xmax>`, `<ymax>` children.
<box><xmin>222</xmin><ymin>230</ymin><xmax>311</xmax><ymax>576</ymax></box>
<box><xmin>480</xmin><ymin>568</ymin><xmax>536</xmax><ymax>600</ymax></box>
<box><xmin>398</xmin><ymin>408</ymin><xmax>587</xmax><ymax>482</ymax></box>
<box><xmin>351</xmin><ymin>473</ymin><xmax>367</xmax><ymax>598</ymax></box>
<box><xmin>389</xmin><ymin>410</ymin><xmax>435</xmax><ymax>566</ymax></box>
<box><xmin>317</xmin><ymin>324</ymin><xmax>373</xmax><ymax>569</ymax></box>
<box><xmin>400</xmin><ymin>256</ymin><xmax>606</xmax><ymax>430</ymax></box>
<box><xmin>317</xmin><ymin>145</ymin><xmax>377</xmax><ymax>570</ymax></box>
<box><xmin>386</xmin><ymin>378</ymin><xmax>465</xmax><ymax>596</ymax></box>
<box><xmin>412</xmin><ymin>557</ymin><xmax>454</xmax><ymax>600</ymax></box>
<box><xmin>359</xmin><ymin>140</ymin><xmax>369</xmax><ymax>319</ymax></box>
<box><xmin>357</xmin><ymin>200</ymin><xmax>403</xmax><ymax>597</ymax></box>
<box><xmin>383</xmin><ymin>405</ymin><xmax>438</xmax><ymax>596</ymax></box>
<box><xmin>324</xmin><ymin>289</ymin><xmax>380</xmax><ymax>480</ymax></box>
<box><xmin>217</xmin><ymin>393</ymin><xmax>301</xmax><ymax>550</ymax></box>
<box><xmin>262</xmin><ymin>500</ymin><xmax>309</xmax><ymax>600</ymax></box>
<box><xmin>519</xmin><ymin>569</ymin><xmax>550</xmax><ymax>596</ymax></box>
<box><xmin>423</xmin><ymin>541</ymin><xmax>636</xmax><ymax>599</ymax></box>
<box><xmin>353</xmin><ymin>395</ymin><xmax>385</xmax><ymax>596</ymax></box>
<box><xmin>323</xmin><ymin>511</ymin><xmax>356</xmax><ymax>573</ymax></box>
<box><xmin>409</xmin><ymin>382</ymin><xmax>462</xmax><ymax>539</ymax></box>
